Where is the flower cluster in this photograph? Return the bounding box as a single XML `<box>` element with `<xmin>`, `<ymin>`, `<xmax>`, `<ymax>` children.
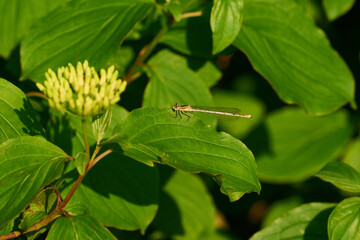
<box><xmin>36</xmin><ymin>61</ymin><xmax>126</xmax><ymax>118</ymax></box>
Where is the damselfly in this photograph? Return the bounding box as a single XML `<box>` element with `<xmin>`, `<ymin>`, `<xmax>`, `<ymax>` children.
<box><xmin>172</xmin><ymin>103</ymin><xmax>252</xmax><ymax>123</ymax></box>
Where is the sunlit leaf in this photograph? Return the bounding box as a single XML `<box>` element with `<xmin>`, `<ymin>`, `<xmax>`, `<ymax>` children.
<box><xmin>113</xmin><ymin>108</ymin><xmax>261</xmax><ymax>201</ymax></box>
<box><xmin>316</xmin><ymin>162</ymin><xmax>360</xmax><ymax>192</ymax></box>
<box><xmin>323</xmin><ymin>0</ymin><xmax>356</xmax><ymax>21</ymax></box>
<box><xmin>161</xmin><ymin>16</ymin><xmax>213</xmax><ymax>58</ymax></box>
<box><xmin>0</xmin><ymin>78</ymin><xmax>44</xmax><ymax>142</ymax></box>
<box><xmin>47</xmin><ymin>215</ymin><xmax>116</xmax><ymax>240</ymax></box>
<box><xmin>63</xmin><ymin>153</ymin><xmax>158</xmax><ymax>233</ymax></box>
<box><xmin>0</xmin><ymin>0</ymin><xmax>63</xmax><ymax>58</ymax></box>
<box><xmin>328</xmin><ymin>197</ymin><xmax>360</xmax><ymax>240</ymax></box>
<box><xmin>151</xmin><ymin>168</ymin><xmax>216</xmax><ymax>239</ymax></box>
<box><xmin>143</xmin><ymin>49</ymin><xmax>213</xmax><ymax>108</ymax></box>
<box><xmin>0</xmin><ymin>136</ymin><xmax>68</xmax><ymax>228</ymax></box>
<box><xmin>211</xmin><ymin>0</ymin><xmax>244</xmax><ymax>54</ymax></box>
<box><xmin>246</xmin><ymin>107</ymin><xmax>354</xmax><ymax>183</ymax></box>
<box><xmin>234</xmin><ymin>0</ymin><xmax>355</xmax><ymax>115</ymax></box>
<box><xmin>343</xmin><ymin>137</ymin><xmax>360</xmax><ymax>173</ymax></box>
<box><xmin>21</xmin><ymin>0</ymin><xmax>154</xmax><ymax>82</ymax></box>
<box><xmin>251</xmin><ymin>203</ymin><xmax>335</xmax><ymax>240</ymax></box>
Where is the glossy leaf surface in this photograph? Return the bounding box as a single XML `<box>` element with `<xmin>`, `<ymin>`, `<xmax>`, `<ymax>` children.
<box><xmin>328</xmin><ymin>197</ymin><xmax>360</xmax><ymax>240</ymax></box>
<box><xmin>21</xmin><ymin>0</ymin><xmax>154</xmax><ymax>82</ymax></box>
<box><xmin>113</xmin><ymin>108</ymin><xmax>261</xmax><ymax>201</ymax></box>
<box><xmin>234</xmin><ymin>0</ymin><xmax>355</xmax><ymax>115</ymax></box>
<box><xmin>0</xmin><ymin>78</ymin><xmax>44</xmax><ymax>142</ymax></box>
<box><xmin>0</xmin><ymin>136</ymin><xmax>67</xmax><ymax>228</ymax></box>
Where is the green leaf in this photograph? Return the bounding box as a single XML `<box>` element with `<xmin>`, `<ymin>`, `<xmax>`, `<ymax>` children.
<box><xmin>74</xmin><ymin>152</ymin><xmax>88</xmax><ymax>175</ymax></box>
<box><xmin>343</xmin><ymin>137</ymin><xmax>360</xmax><ymax>173</ymax></box>
<box><xmin>63</xmin><ymin>153</ymin><xmax>158</xmax><ymax>233</ymax></box>
<box><xmin>294</xmin><ymin>0</ymin><xmax>307</xmax><ymax>9</ymax></box>
<box><xmin>250</xmin><ymin>202</ymin><xmax>335</xmax><ymax>240</ymax></box>
<box><xmin>199</xmin><ymin>229</ymin><xmax>240</xmax><ymax>240</ymax></box>
<box><xmin>262</xmin><ymin>196</ymin><xmax>303</xmax><ymax>228</ymax></box>
<box><xmin>66</xmin><ymin>104</ymin><xmax>128</xmax><ymax>155</ymax></box>
<box><xmin>159</xmin><ymin>0</ymin><xmax>201</xmax><ymax>22</ymax></box>
<box><xmin>166</xmin><ymin>0</ymin><xmax>182</xmax><ymax>21</ymax></box>
<box><xmin>328</xmin><ymin>197</ymin><xmax>360</xmax><ymax>240</ymax></box>
<box><xmin>246</xmin><ymin>107</ymin><xmax>354</xmax><ymax>183</ymax></box>
<box><xmin>211</xmin><ymin>0</ymin><xmax>244</xmax><ymax>54</ymax></box>
<box><xmin>92</xmin><ymin>108</ymin><xmax>112</xmax><ymax>145</ymax></box>
<box><xmin>315</xmin><ymin>162</ymin><xmax>360</xmax><ymax>193</ymax></box>
<box><xmin>19</xmin><ymin>210</ymin><xmax>47</xmax><ymax>231</ymax></box>
<box><xmin>193</xmin><ymin>59</ymin><xmax>221</xmax><ymax>88</ymax></box>
<box><xmin>233</xmin><ymin>0</ymin><xmax>355</xmax><ymax>115</ymax></box>
<box><xmin>151</xmin><ymin>168</ymin><xmax>216</xmax><ymax>239</ymax></box>
<box><xmin>0</xmin><ymin>78</ymin><xmax>44</xmax><ymax>142</ymax></box>
<box><xmin>161</xmin><ymin>16</ymin><xmax>213</xmax><ymax>58</ymax></box>
<box><xmin>64</xmin><ymin>201</ymin><xmax>88</xmax><ymax>216</ymax></box>
<box><xmin>47</xmin><ymin>215</ymin><xmax>116</xmax><ymax>240</ymax></box>
<box><xmin>323</xmin><ymin>0</ymin><xmax>356</xmax><ymax>21</ymax></box>
<box><xmin>113</xmin><ymin>108</ymin><xmax>261</xmax><ymax>201</ymax></box>
<box><xmin>0</xmin><ymin>221</ymin><xmax>14</xmax><ymax>235</ymax></box>
<box><xmin>212</xmin><ymin>90</ymin><xmax>265</xmax><ymax>138</ymax></box>
<box><xmin>0</xmin><ymin>136</ymin><xmax>68</xmax><ymax>228</ymax></box>
<box><xmin>143</xmin><ymin>49</ymin><xmax>215</xmax><ymax>126</ymax></box>
<box><xmin>0</xmin><ymin>0</ymin><xmax>64</xmax><ymax>58</ymax></box>
<box><xmin>19</xmin><ymin>188</ymin><xmax>58</xmax><ymax>231</ymax></box>
<box><xmin>110</xmin><ymin>45</ymin><xmax>136</xmax><ymax>74</ymax></box>
<box><xmin>21</xmin><ymin>0</ymin><xmax>154</xmax><ymax>83</ymax></box>
<box><xmin>143</xmin><ymin>49</ymin><xmax>213</xmax><ymax>108</ymax></box>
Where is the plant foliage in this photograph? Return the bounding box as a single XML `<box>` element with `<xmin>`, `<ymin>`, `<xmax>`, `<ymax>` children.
<box><xmin>0</xmin><ymin>0</ymin><xmax>359</xmax><ymax>239</ymax></box>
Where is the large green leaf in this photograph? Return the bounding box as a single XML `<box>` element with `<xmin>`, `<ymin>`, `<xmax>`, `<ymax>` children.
<box><xmin>163</xmin><ymin>0</ymin><xmax>182</xmax><ymax>21</ymax></box>
<box><xmin>161</xmin><ymin>16</ymin><xmax>213</xmax><ymax>58</ymax></box>
<box><xmin>328</xmin><ymin>197</ymin><xmax>360</xmax><ymax>240</ymax></box>
<box><xmin>343</xmin><ymin>137</ymin><xmax>360</xmax><ymax>173</ymax></box>
<box><xmin>143</xmin><ymin>49</ymin><xmax>213</xmax><ymax>108</ymax></box>
<box><xmin>211</xmin><ymin>0</ymin><xmax>244</xmax><ymax>54</ymax></box>
<box><xmin>151</xmin><ymin>168</ymin><xmax>215</xmax><ymax>239</ymax></box>
<box><xmin>323</xmin><ymin>0</ymin><xmax>356</xmax><ymax>21</ymax></box>
<box><xmin>21</xmin><ymin>0</ymin><xmax>154</xmax><ymax>83</ymax></box>
<box><xmin>0</xmin><ymin>78</ymin><xmax>44</xmax><ymax>143</ymax></box>
<box><xmin>143</xmin><ymin>49</ymin><xmax>216</xmax><ymax>126</ymax></box>
<box><xmin>159</xmin><ymin>0</ymin><xmax>202</xmax><ymax>22</ymax></box>
<box><xmin>47</xmin><ymin>215</ymin><xmax>116</xmax><ymax>240</ymax></box>
<box><xmin>61</xmin><ymin>104</ymin><xmax>128</xmax><ymax>155</ymax></box>
<box><xmin>261</xmin><ymin>196</ymin><xmax>303</xmax><ymax>228</ymax></box>
<box><xmin>250</xmin><ymin>203</ymin><xmax>335</xmax><ymax>240</ymax></box>
<box><xmin>0</xmin><ymin>136</ymin><xmax>68</xmax><ymax>228</ymax></box>
<box><xmin>63</xmin><ymin>153</ymin><xmax>158</xmax><ymax>233</ymax></box>
<box><xmin>212</xmin><ymin>89</ymin><xmax>265</xmax><ymax>138</ymax></box>
<box><xmin>113</xmin><ymin>108</ymin><xmax>261</xmax><ymax>201</ymax></box>
<box><xmin>315</xmin><ymin>162</ymin><xmax>360</xmax><ymax>193</ymax></box>
<box><xmin>0</xmin><ymin>0</ymin><xmax>64</xmax><ymax>58</ymax></box>
<box><xmin>234</xmin><ymin>0</ymin><xmax>355</xmax><ymax>115</ymax></box>
<box><xmin>0</xmin><ymin>221</ymin><xmax>14</xmax><ymax>235</ymax></box>
<box><xmin>245</xmin><ymin>107</ymin><xmax>353</xmax><ymax>183</ymax></box>
<box><xmin>194</xmin><ymin>59</ymin><xmax>221</xmax><ymax>88</ymax></box>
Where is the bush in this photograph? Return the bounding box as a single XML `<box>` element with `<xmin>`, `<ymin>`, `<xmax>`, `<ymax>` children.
<box><xmin>0</xmin><ymin>0</ymin><xmax>359</xmax><ymax>239</ymax></box>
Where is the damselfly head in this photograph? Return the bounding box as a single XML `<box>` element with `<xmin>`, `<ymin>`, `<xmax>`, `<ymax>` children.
<box><xmin>173</xmin><ymin>103</ymin><xmax>179</xmax><ymax>110</ymax></box>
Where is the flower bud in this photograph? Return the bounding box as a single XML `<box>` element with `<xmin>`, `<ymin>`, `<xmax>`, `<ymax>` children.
<box><xmin>36</xmin><ymin>60</ymin><xmax>127</xmax><ymax>119</ymax></box>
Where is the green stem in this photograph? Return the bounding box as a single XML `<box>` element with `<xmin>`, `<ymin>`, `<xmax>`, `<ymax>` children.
<box><xmin>124</xmin><ymin>22</ymin><xmax>170</xmax><ymax>84</ymax></box>
<box><xmin>88</xmin><ymin>145</ymin><xmax>102</xmax><ymax>167</ymax></box>
<box><xmin>82</xmin><ymin>119</ymin><xmax>90</xmax><ymax>159</ymax></box>
<box><xmin>88</xmin><ymin>149</ymin><xmax>113</xmax><ymax>170</ymax></box>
